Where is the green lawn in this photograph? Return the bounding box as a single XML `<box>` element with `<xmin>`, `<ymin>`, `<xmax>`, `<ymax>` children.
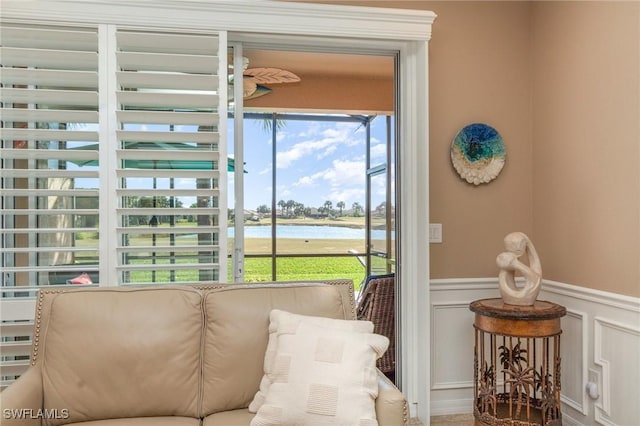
<box><xmin>71</xmin><ymin>222</ymin><xmax>387</xmax><ymax>289</ymax></box>
<box><xmin>124</xmin><ymin>254</ymin><xmax>366</xmax><ymax>289</ymax></box>
<box><xmin>240</xmin><ymin>256</ymin><xmax>366</xmax><ymax>288</ymax></box>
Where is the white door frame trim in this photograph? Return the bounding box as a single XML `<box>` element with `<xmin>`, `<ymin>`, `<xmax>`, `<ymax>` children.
<box><xmin>1</xmin><ymin>1</ymin><xmax>436</xmax><ymax>421</ymax></box>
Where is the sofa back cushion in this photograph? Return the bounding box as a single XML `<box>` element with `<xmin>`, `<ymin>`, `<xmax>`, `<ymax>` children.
<box><xmin>41</xmin><ymin>287</ymin><xmax>203</xmax><ymax>425</ymax></box>
<box><xmin>200</xmin><ymin>283</ymin><xmax>347</xmax><ymax>416</ymax></box>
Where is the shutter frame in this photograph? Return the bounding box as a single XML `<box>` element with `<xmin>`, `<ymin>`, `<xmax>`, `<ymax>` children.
<box><xmin>113</xmin><ymin>28</ymin><xmax>226</xmax><ymax>284</ymax></box>
<box><xmin>1</xmin><ymin>23</ymin><xmax>228</xmax><ymax>289</ymax></box>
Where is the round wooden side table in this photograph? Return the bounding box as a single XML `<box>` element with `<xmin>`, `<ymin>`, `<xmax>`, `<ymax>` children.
<box><xmin>469</xmin><ymin>298</ymin><xmax>566</xmax><ymax>426</ymax></box>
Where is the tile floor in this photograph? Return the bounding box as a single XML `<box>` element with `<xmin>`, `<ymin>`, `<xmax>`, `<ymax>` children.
<box><xmin>430</xmin><ymin>414</ymin><xmax>474</xmax><ymax>425</ymax></box>
<box><xmin>410</xmin><ymin>413</ymin><xmax>474</xmax><ymax>426</ymax></box>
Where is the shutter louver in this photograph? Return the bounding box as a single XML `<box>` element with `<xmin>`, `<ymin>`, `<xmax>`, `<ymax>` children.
<box><xmin>115</xmin><ymin>29</ymin><xmax>226</xmax><ymax>284</ymax></box>
<box><xmin>1</xmin><ymin>25</ymin><xmax>100</xmax><ymax>287</ymax></box>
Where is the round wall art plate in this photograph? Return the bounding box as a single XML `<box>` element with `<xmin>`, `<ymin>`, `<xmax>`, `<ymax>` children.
<box><xmin>450</xmin><ymin>123</ymin><xmax>506</xmax><ymax>185</ymax></box>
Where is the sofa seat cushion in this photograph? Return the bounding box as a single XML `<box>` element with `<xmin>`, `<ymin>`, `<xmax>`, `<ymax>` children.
<box><xmin>65</xmin><ymin>417</ymin><xmax>200</xmax><ymax>426</ymax></box>
<box><xmin>203</xmin><ymin>409</ymin><xmax>255</xmax><ymax>426</ymax></box>
<box><xmin>201</xmin><ymin>283</ymin><xmax>346</xmax><ymax>415</ymax></box>
<box><xmin>41</xmin><ymin>288</ymin><xmax>203</xmax><ymax>426</ymax></box>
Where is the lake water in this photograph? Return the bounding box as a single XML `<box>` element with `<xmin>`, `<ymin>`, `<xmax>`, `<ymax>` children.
<box><xmin>228</xmin><ymin>225</ymin><xmax>391</xmax><ymax>240</ymax></box>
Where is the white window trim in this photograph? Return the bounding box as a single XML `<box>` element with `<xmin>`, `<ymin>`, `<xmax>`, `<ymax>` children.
<box><xmin>1</xmin><ymin>1</ymin><xmax>435</xmax><ymax>421</ymax></box>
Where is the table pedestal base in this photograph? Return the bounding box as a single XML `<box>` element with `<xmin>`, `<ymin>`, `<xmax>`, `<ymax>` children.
<box><xmin>470</xmin><ymin>299</ymin><xmax>566</xmax><ymax>426</ymax></box>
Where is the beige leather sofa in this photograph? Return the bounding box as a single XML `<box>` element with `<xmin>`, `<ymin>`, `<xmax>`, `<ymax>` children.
<box><xmin>1</xmin><ymin>280</ymin><xmax>408</xmax><ymax>425</ymax></box>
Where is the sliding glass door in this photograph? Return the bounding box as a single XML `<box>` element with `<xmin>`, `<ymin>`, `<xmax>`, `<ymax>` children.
<box><xmin>227</xmin><ymin>46</ymin><xmax>397</xmax><ymax>287</ymax></box>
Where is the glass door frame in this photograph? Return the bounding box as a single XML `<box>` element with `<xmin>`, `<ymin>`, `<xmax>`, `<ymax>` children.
<box><xmin>228</xmin><ymin>32</ymin><xmax>431</xmax><ymax>418</ymax></box>
<box><xmin>365</xmin><ymin>115</ymin><xmax>395</xmax><ymax>278</ymax></box>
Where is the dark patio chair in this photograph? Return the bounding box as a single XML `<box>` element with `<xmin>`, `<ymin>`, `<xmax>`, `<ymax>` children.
<box><xmin>356</xmin><ymin>273</ymin><xmax>395</xmax><ymax>382</ymax></box>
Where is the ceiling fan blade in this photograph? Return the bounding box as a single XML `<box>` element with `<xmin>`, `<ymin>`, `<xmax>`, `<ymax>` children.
<box><xmin>243</xmin><ymin>67</ymin><xmax>301</xmax><ymax>84</ymax></box>
<box><xmin>245</xmin><ymin>85</ymin><xmax>272</xmax><ymax>100</ymax></box>
<box><xmin>243</xmin><ymin>78</ymin><xmax>257</xmax><ymax>98</ymax></box>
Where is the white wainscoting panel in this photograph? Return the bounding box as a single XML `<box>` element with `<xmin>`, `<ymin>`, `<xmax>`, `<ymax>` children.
<box><xmin>429</xmin><ymin>279</ymin><xmax>500</xmax><ymax>416</ymax></box>
<box><xmin>431</xmin><ymin>302</ymin><xmax>475</xmax><ymax>390</ymax></box>
<box><xmin>561</xmin><ymin>309</ymin><xmax>589</xmax><ymax>416</ymax></box>
<box><xmin>593</xmin><ymin>318</ymin><xmax>640</xmax><ymax>426</ymax></box>
<box><xmin>541</xmin><ymin>280</ymin><xmax>640</xmax><ymax>426</ymax></box>
<box><xmin>429</xmin><ymin>278</ymin><xmax>640</xmax><ymax>426</ymax></box>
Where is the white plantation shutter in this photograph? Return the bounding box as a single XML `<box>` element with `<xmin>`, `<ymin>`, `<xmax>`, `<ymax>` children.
<box><xmin>1</xmin><ymin>23</ymin><xmax>227</xmax><ymax>381</ymax></box>
<box><xmin>0</xmin><ymin>24</ymin><xmax>101</xmax><ymax>385</ymax></box>
<box><xmin>1</xmin><ymin>24</ymin><xmax>227</xmax><ymax>290</ymax></box>
<box><xmin>113</xmin><ymin>29</ymin><xmax>227</xmax><ymax>284</ymax></box>
<box><xmin>0</xmin><ymin>25</ymin><xmax>100</xmax><ymax>287</ymax></box>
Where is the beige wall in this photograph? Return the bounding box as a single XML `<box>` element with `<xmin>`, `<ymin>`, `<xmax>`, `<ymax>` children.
<box><xmin>531</xmin><ymin>2</ymin><xmax>640</xmax><ymax>297</ymax></box>
<box><xmin>425</xmin><ymin>1</ymin><xmax>534</xmax><ymax>279</ymax></box>
<box><xmin>278</xmin><ymin>1</ymin><xmax>640</xmax><ymax>297</ymax></box>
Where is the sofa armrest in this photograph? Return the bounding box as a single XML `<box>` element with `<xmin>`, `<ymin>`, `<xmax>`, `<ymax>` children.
<box><xmin>375</xmin><ymin>371</ymin><xmax>408</xmax><ymax>426</ymax></box>
<box><xmin>0</xmin><ymin>367</ymin><xmax>43</xmax><ymax>426</ymax></box>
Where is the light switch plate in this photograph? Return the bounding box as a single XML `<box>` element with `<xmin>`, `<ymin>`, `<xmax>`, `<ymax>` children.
<box><xmin>429</xmin><ymin>223</ymin><xmax>442</xmax><ymax>243</ymax></box>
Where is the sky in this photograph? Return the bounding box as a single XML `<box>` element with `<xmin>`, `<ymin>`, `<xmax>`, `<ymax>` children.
<box><xmin>228</xmin><ymin>115</ymin><xmax>391</xmax><ymax>212</ymax></box>
<box><xmin>67</xmin><ymin>115</ymin><xmax>392</xmax><ymax>213</ymax></box>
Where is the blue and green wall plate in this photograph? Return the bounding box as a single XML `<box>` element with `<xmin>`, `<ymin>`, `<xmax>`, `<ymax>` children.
<box><xmin>450</xmin><ymin>123</ymin><xmax>506</xmax><ymax>185</ymax></box>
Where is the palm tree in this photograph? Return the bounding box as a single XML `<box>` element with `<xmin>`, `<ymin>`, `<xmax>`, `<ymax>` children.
<box><xmin>277</xmin><ymin>200</ymin><xmax>286</xmax><ymax>217</ymax></box>
<box><xmin>293</xmin><ymin>202</ymin><xmax>305</xmax><ymax>217</ymax></box>
<box><xmin>261</xmin><ymin>114</ymin><xmax>287</xmax><ymax>134</ymax></box>
<box><xmin>323</xmin><ymin>200</ymin><xmax>333</xmax><ymax>217</ymax></box>
<box><xmin>502</xmin><ymin>362</ymin><xmax>535</xmax><ymax>418</ymax></box>
<box><xmin>336</xmin><ymin>201</ymin><xmax>345</xmax><ymax>216</ymax></box>
<box><xmin>352</xmin><ymin>202</ymin><xmax>363</xmax><ymax>217</ymax></box>
<box><xmin>499</xmin><ymin>342</ymin><xmax>532</xmax><ymax>418</ymax></box>
<box><xmin>286</xmin><ymin>199</ymin><xmax>296</xmax><ymax>217</ymax></box>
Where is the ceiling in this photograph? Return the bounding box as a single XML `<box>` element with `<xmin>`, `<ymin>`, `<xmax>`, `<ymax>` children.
<box><xmin>243</xmin><ymin>49</ymin><xmax>395</xmax><ymax>79</ymax></box>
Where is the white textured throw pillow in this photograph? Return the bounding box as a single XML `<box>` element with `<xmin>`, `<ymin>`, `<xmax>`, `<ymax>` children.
<box><xmin>250</xmin><ymin>310</ymin><xmax>389</xmax><ymax>426</ymax></box>
<box><xmin>249</xmin><ymin>310</ymin><xmax>375</xmax><ymax>413</ymax></box>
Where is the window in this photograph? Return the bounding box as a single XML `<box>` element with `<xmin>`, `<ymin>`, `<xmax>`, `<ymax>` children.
<box><xmin>1</xmin><ymin>24</ymin><xmax>227</xmax><ymax>287</ymax></box>
<box><xmin>228</xmin><ymin>112</ymin><xmax>394</xmax><ymax>286</ymax></box>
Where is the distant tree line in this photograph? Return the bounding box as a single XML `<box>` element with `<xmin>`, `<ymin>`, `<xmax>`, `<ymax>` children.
<box><xmin>254</xmin><ymin>200</ymin><xmax>364</xmax><ymax>219</ymax></box>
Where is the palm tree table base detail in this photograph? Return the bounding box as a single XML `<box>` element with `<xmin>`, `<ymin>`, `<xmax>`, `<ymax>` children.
<box><xmin>470</xmin><ymin>298</ymin><xmax>566</xmax><ymax>426</ymax></box>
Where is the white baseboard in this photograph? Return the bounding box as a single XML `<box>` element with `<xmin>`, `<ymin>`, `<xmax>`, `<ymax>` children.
<box><xmin>563</xmin><ymin>411</ymin><xmax>585</xmax><ymax>426</ymax></box>
<box><xmin>429</xmin><ymin>398</ymin><xmax>473</xmax><ymax>417</ymax></box>
<box><xmin>429</xmin><ymin>278</ymin><xmax>640</xmax><ymax>426</ymax></box>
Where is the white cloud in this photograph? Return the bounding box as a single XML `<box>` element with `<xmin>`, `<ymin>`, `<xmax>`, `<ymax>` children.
<box><xmin>317</xmin><ymin>145</ymin><xmax>337</xmax><ymax>160</ymax></box>
<box><xmin>292</xmin><ymin>159</ymin><xmax>365</xmax><ymax>205</ymax></box>
<box><xmin>293</xmin><ymin>175</ymin><xmax>318</xmax><ymax>187</ymax></box>
<box><xmin>276</xmin><ymin>123</ymin><xmax>363</xmax><ymax>169</ymax></box>
<box><xmin>325</xmin><ymin>159</ymin><xmax>364</xmax><ymax>184</ymax></box>
<box><xmin>259</xmin><ymin>166</ymin><xmax>271</xmax><ymax>175</ymax></box>
<box><xmin>321</xmin><ymin>127</ymin><xmax>343</xmax><ymax>139</ymax></box>
<box><xmin>321</xmin><ymin>159</ymin><xmax>364</xmax><ymax>185</ymax></box>
<box><xmin>297</xmin><ymin>122</ymin><xmax>321</xmax><ymax>138</ymax></box>
<box><xmin>328</xmin><ymin>188</ymin><xmax>365</xmax><ymax>205</ymax></box>
<box><xmin>276</xmin><ymin>140</ymin><xmax>319</xmax><ymax>168</ymax></box>
<box><xmin>276</xmin><ymin>131</ymin><xmax>288</xmax><ymax>143</ymax></box>
<box><xmin>276</xmin><ymin>186</ymin><xmax>292</xmax><ymax>198</ymax></box>
<box><xmin>370</xmin><ymin>142</ymin><xmax>387</xmax><ymax>160</ymax></box>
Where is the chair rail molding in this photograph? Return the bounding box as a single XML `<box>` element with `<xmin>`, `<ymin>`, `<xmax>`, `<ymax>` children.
<box><xmin>1</xmin><ymin>1</ymin><xmax>436</xmax><ymax>421</ymax></box>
